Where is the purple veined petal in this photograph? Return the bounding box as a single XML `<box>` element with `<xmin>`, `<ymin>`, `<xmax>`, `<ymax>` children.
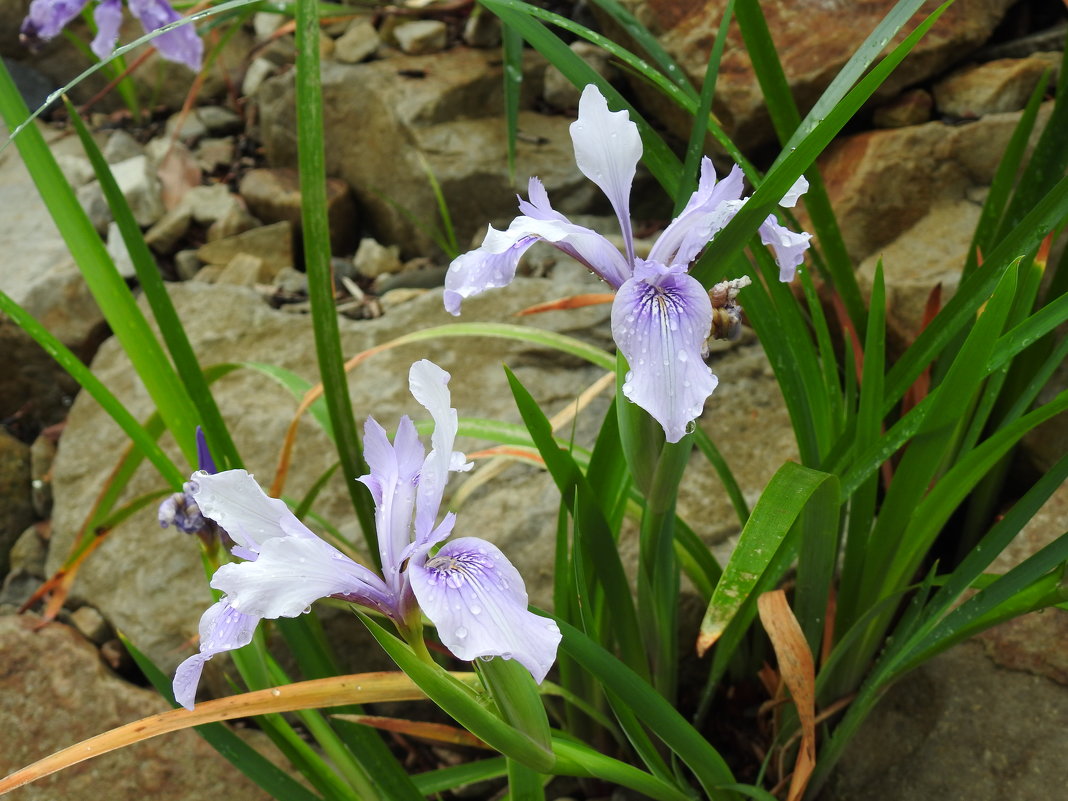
<box><xmin>90</xmin><ymin>0</ymin><xmax>123</xmax><ymax>61</ymax></box>
<box><xmin>211</xmin><ymin>534</ymin><xmax>396</xmax><ymax>620</ymax></box>
<box><xmin>779</xmin><ymin>175</ymin><xmax>809</xmax><ymax>209</ymax></box>
<box><xmin>409</xmin><ymin>537</ymin><xmax>561</xmax><ymax>684</ymax></box>
<box><xmin>128</xmin><ymin>0</ymin><xmax>203</xmax><ymax>71</ymax></box>
<box><xmin>649</xmin><ymin>160</ymin><xmax>746</xmax><ymax>269</ymax></box>
<box><xmin>357</xmin><ymin>415</ymin><xmax>423</xmax><ymax>585</ymax></box>
<box><xmin>188</xmin><ymin>469</ymin><xmax>315</xmax><ymax>555</ymax></box>
<box><xmin>20</xmin><ymin>0</ymin><xmax>90</xmax><ymax>43</ymax></box>
<box><xmin>569</xmin><ymin>85</ymin><xmax>642</xmax><ymax>267</ymax></box>
<box><xmin>517</xmin><ymin>177</ymin><xmax>632</xmax><ymax>288</ymax></box>
<box><xmin>612</xmin><ymin>262</ymin><xmax>719</xmax><ymax>443</ymax></box>
<box><xmin>758</xmin><ymin>214</ymin><xmax>813</xmax><ymax>283</ymax></box>
<box><xmin>408</xmin><ymin>361</ymin><xmax>472</xmax><ymax>541</ymax></box>
<box><xmin>172</xmin><ymin>600</ymin><xmax>258</xmax><ymax>710</ymax></box>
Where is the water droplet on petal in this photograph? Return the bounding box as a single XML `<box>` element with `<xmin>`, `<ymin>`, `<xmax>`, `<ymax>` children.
<box><xmin>456</xmin><ymin>627</ymin><xmax>468</xmax><ymax>639</ymax></box>
<box><xmin>678</xmin><ymin>350</ymin><xmax>688</xmax><ymax>362</ymax></box>
<box><xmin>470</xmin><ymin>605</ymin><xmax>482</xmax><ymax>615</ymax></box>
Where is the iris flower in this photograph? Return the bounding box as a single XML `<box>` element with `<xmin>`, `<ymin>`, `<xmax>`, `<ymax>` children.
<box><xmin>20</xmin><ymin>0</ymin><xmax>203</xmax><ymax>71</ymax></box>
<box><xmin>444</xmin><ymin>84</ymin><xmax>811</xmax><ymax>443</ymax></box>
<box><xmin>172</xmin><ymin>360</ymin><xmax>561</xmax><ymax>710</ymax></box>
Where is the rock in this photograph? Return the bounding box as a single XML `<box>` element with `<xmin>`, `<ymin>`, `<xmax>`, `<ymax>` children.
<box><xmin>544</xmin><ymin>41</ymin><xmax>615</xmax><ymax>110</ymax></box>
<box><xmin>195</xmin><ymin>137</ymin><xmax>235</xmax><ymax>172</ymax></box>
<box><xmin>195</xmin><ymin>105</ymin><xmax>243</xmax><ymax>137</ymax></box>
<box><xmin>105</xmin><ymin>221</ymin><xmax>140</xmax><ymax>278</ymax></box>
<box><xmin>165</xmin><ymin>111</ymin><xmax>210</xmax><ymax>143</ymax></box>
<box><xmin>103</xmin><ymin>130</ymin><xmax>144</xmax><ymax>164</ymax></box>
<box><xmin>856</xmin><ymin>199</ymin><xmax>982</xmax><ymax>343</ymax></box>
<box><xmin>70</xmin><ymin>604</ymin><xmax>111</xmax><ymax>645</ymax></box>
<box><xmin>379</xmin><ymin>287</ymin><xmax>427</xmax><ymax>309</ymax></box>
<box><xmin>257</xmin><ymin>50</ymin><xmax>602</xmax><ymax>256</ymax></box>
<box><xmin>8</xmin><ymin>524</ymin><xmax>48</xmax><ymax>578</ymax></box>
<box><xmin>206</xmin><ymin>205</ymin><xmax>262</xmax><ymax>242</ymax></box>
<box><xmin>196</xmin><ymin>221</ymin><xmax>293</xmax><ymax>274</ymax></box>
<box><xmin>110</xmin><ymin>155</ymin><xmax>166</xmax><ymax>227</ymax></box>
<box><xmin>818</xmin><ymin>102</ymin><xmax>1053</xmax><ymax>263</ymax></box>
<box><xmin>181</xmin><ymin>184</ymin><xmax>241</xmax><ymax>226</ymax></box>
<box><xmin>825</xmin><ymin>641</ymin><xmax>1068</xmax><ymax>801</ymax></box>
<box><xmin>174</xmin><ymin>249</ymin><xmax>203</xmax><ymax>281</ymax></box>
<box><xmin>352</xmin><ymin>237</ymin><xmax>402</xmax><ymax>279</ymax></box>
<box><xmin>0</xmin><ymin>614</ymin><xmax>274</xmax><ymax>800</ymax></box>
<box><xmin>253</xmin><ymin>11</ymin><xmax>285</xmax><ymax>41</ymax></box>
<box><xmin>238</xmin><ymin>168</ymin><xmax>357</xmax><ymax>254</ymax></box>
<box><xmin>463</xmin><ymin>8</ymin><xmax>501</xmax><ymax>48</ymax></box>
<box><xmin>0</xmin><ymin>430</ymin><xmax>33</xmax><ymax>576</ymax></box>
<box><xmin>393</xmin><ymin>20</ymin><xmax>448</xmax><ymax>54</ymax></box>
<box><xmin>54</xmin><ymin>153</ymin><xmax>95</xmax><ymax>187</ymax></box>
<box><xmin>0</xmin><ymin>318</ymin><xmax>78</xmax><ymax>437</ymax></box>
<box><xmin>934</xmin><ymin>56</ymin><xmax>1052</xmax><ymax>118</ymax></box>
<box><xmin>242</xmin><ymin>57</ymin><xmax>277</xmax><ymax>97</ymax></box>
<box><xmin>612</xmin><ymin>0</ymin><xmax>1018</xmax><ymax>149</ymax></box>
<box><xmin>29</xmin><ymin>433</ymin><xmax>56</xmax><ymax>519</ymax></box>
<box><xmin>872</xmin><ymin>88</ymin><xmax>933</xmax><ymax>129</ymax></box>
<box><xmin>273</xmin><ymin>266</ymin><xmax>308</xmax><ymax>294</ymax></box>
<box><xmin>145</xmin><ymin>207</ymin><xmax>193</xmax><ymax>255</ymax></box>
<box><xmin>334</xmin><ymin>19</ymin><xmax>380</xmax><ymax>64</ymax></box>
<box><xmin>76</xmin><ymin>181</ymin><xmax>112</xmax><ymax>233</ymax></box>
<box><xmin>216</xmin><ymin>253</ymin><xmax>272</xmax><ymax>286</ymax></box>
<box><xmin>191</xmin><ymin>264</ymin><xmax>224</xmax><ymax>283</ymax></box>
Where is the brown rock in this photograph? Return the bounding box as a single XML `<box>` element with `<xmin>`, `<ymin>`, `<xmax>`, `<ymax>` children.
<box><xmin>0</xmin><ymin>614</ymin><xmax>273</xmax><ymax>801</ymax></box>
<box><xmin>216</xmin><ymin>253</ymin><xmax>273</xmax><ymax>286</ymax></box>
<box><xmin>934</xmin><ymin>56</ymin><xmax>1052</xmax><ymax>118</ymax></box>
<box><xmin>872</xmin><ymin>88</ymin><xmax>933</xmax><ymax>129</ymax></box>
<box><xmin>238</xmin><ymin>168</ymin><xmax>358</xmax><ymax>255</ymax></box>
<box><xmin>0</xmin><ymin>430</ymin><xmax>33</xmax><ymax>576</ymax></box>
<box><xmin>196</xmin><ymin>221</ymin><xmax>294</xmax><ymax>274</ymax></box>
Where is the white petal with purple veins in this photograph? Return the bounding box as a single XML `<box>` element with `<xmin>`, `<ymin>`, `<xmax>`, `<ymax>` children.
<box><xmin>649</xmin><ymin>160</ymin><xmax>746</xmax><ymax>268</ymax></box>
<box><xmin>188</xmin><ymin>469</ymin><xmax>312</xmax><ymax>556</ymax></box>
<box><xmin>409</xmin><ymin>537</ymin><xmax>561</xmax><ymax>684</ymax></box>
<box><xmin>759</xmin><ymin>215</ymin><xmax>813</xmax><ymax>282</ymax></box>
<box><xmin>172</xmin><ymin>600</ymin><xmax>258</xmax><ymax>710</ymax></box>
<box><xmin>613</xmin><ymin>263</ymin><xmax>719</xmax><ymax>443</ymax></box>
<box><xmin>211</xmin><ymin>535</ymin><xmax>394</xmax><ymax>620</ymax></box>
<box><xmin>569</xmin><ymin>85</ymin><xmax>642</xmax><ymax>265</ymax></box>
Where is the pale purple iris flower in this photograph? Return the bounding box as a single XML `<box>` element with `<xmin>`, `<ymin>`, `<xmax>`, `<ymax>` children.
<box><xmin>172</xmin><ymin>360</ymin><xmax>561</xmax><ymax>710</ymax></box>
<box><xmin>444</xmin><ymin>84</ymin><xmax>811</xmax><ymax>443</ymax></box>
<box><xmin>20</xmin><ymin>0</ymin><xmax>203</xmax><ymax>71</ymax></box>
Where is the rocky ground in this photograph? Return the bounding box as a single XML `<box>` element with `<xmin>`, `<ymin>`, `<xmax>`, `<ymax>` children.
<box><xmin>1</xmin><ymin>0</ymin><xmax>1067</xmax><ymax>798</ymax></box>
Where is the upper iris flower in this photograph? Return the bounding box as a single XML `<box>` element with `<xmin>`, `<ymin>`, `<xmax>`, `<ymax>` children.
<box><xmin>21</xmin><ymin>0</ymin><xmax>203</xmax><ymax>71</ymax></box>
<box><xmin>444</xmin><ymin>84</ymin><xmax>811</xmax><ymax>443</ymax></box>
<box><xmin>172</xmin><ymin>360</ymin><xmax>561</xmax><ymax>710</ymax></box>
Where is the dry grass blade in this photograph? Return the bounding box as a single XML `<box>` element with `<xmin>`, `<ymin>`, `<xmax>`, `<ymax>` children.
<box><xmin>516</xmin><ymin>293</ymin><xmax>615</xmax><ymax>315</ymax></box>
<box><xmin>758</xmin><ymin>590</ymin><xmax>816</xmax><ymax>801</ymax></box>
<box><xmin>330</xmin><ymin>714</ymin><xmax>491</xmax><ymax>749</ymax></box>
<box><xmin>0</xmin><ymin>671</ymin><xmax>476</xmax><ymax>795</ymax></box>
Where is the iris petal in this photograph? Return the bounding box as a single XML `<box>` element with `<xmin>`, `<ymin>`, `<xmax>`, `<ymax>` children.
<box><xmin>612</xmin><ymin>264</ymin><xmax>719</xmax><ymax>443</ymax></box>
<box><xmin>409</xmin><ymin>537</ymin><xmax>561</xmax><ymax>684</ymax></box>
<box><xmin>172</xmin><ymin>600</ymin><xmax>257</xmax><ymax>710</ymax></box>
<box><xmin>20</xmin><ymin>0</ymin><xmax>90</xmax><ymax>43</ymax></box>
<box><xmin>649</xmin><ymin>160</ymin><xmax>746</xmax><ymax>268</ymax></box>
<box><xmin>90</xmin><ymin>0</ymin><xmax>123</xmax><ymax>61</ymax></box>
<box><xmin>569</xmin><ymin>85</ymin><xmax>642</xmax><ymax>266</ymax></box>
<box><xmin>759</xmin><ymin>215</ymin><xmax>812</xmax><ymax>283</ymax></box>
<box><xmin>128</xmin><ymin>0</ymin><xmax>203</xmax><ymax>71</ymax></box>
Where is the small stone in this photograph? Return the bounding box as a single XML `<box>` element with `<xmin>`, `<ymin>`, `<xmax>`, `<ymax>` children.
<box><xmin>934</xmin><ymin>57</ymin><xmax>1053</xmax><ymax>118</ymax></box>
<box><xmin>8</xmin><ymin>525</ymin><xmax>47</xmax><ymax>578</ymax></box>
<box><xmin>195</xmin><ymin>105</ymin><xmax>243</xmax><ymax>136</ymax></box>
<box><xmin>463</xmin><ymin>8</ymin><xmax>500</xmax><ymax>48</ymax></box>
<box><xmin>102</xmin><ymin>129</ymin><xmax>144</xmax><ymax>164</ymax></box>
<box><xmin>197</xmin><ymin>221</ymin><xmax>293</xmax><ymax>274</ymax></box>
<box><xmin>243</xmin><ymin>57</ymin><xmax>276</xmax><ymax>96</ymax></box>
<box><xmin>165</xmin><ymin>111</ymin><xmax>209</xmax><ymax>143</ymax></box>
<box><xmin>253</xmin><ymin>11</ymin><xmax>285</xmax><ymax>41</ymax></box>
<box><xmin>379</xmin><ymin>287</ymin><xmax>426</xmax><ymax>309</ymax></box>
<box><xmin>274</xmin><ymin>266</ymin><xmax>308</xmax><ymax>294</ymax></box>
<box><xmin>106</xmin><ymin>221</ymin><xmax>138</xmax><ymax>278</ymax></box>
<box><xmin>352</xmin><ymin>237</ymin><xmax>402</xmax><ymax>279</ymax></box>
<box><xmin>334</xmin><ymin>19</ymin><xmax>380</xmax><ymax>64</ymax></box>
<box><xmin>70</xmin><ymin>605</ymin><xmax>111</xmax><ymax>645</ymax></box>
<box><xmin>174</xmin><ymin>249</ymin><xmax>203</xmax><ymax>281</ymax></box>
<box><xmin>192</xmin><ymin>264</ymin><xmax>224</xmax><ymax>283</ymax></box>
<box><xmin>76</xmin><ymin>181</ymin><xmax>111</xmax><ymax>233</ymax></box>
<box><xmin>207</xmin><ymin>205</ymin><xmax>262</xmax><ymax>242</ymax></box>
<box><xmin>144</xmin><ymin>206</ymin><xmax>193</xmax><ymax>255</ymax></box>
<box><xmin>0</xmin><ymin>431</ymin><xmax>33</xmax><ymax>577</ymax></box>
<box><xmin>195</xmin><ymin>136</ymin><xmax>235</xmax><ymax>172</ymax></box>
<box><xmin>216</xmin><ymin>253</ymin><xmax>271</xmax><ymax>286</ymax></box>
<box><xmin>238</xmin><ymin>168</ymin><xmax>357</xmax><ymax>254</ymax></box>
<box><xmin>319</xmin><ymin>30</ymin><xmax>336</xmax><ymax>59</ymax></box>
<box><xmin>111</xmin><ymin>154</ymin><xmax>166</xmax><ymax>226</ymax></box>
<box><xmin>180</xmin><ymin>183</ymin><xmax>240</xmax><ymax>225</ymax></box>
<box><xmin>544</xmin><ymin>41</ymin><xmax>614</xmax><ymax>109</ymax></box>
<box><xmin>393</xmin><ymin>20</ymin><xmax>447</xmax><ymax>55</ymax></box>
<box><xmin>55</xmin><ymin>154</ymin><xmax>95</xmax><ymax>187</ymax></box>
<box><xmin>872</xmin><ymin>88</ymin><xmax>934</xmax><ymax>129</ymax></box>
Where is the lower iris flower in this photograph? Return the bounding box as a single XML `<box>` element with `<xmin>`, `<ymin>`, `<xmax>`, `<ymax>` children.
<box><xmin>444</xmin><ymin>84</ymin><xmax>811</xmax><ymax>443</ymax></box>
<box><xmin>172</xmin><ymin>360</ymin><xmax>561</xmax><ymax>710</ymax></box>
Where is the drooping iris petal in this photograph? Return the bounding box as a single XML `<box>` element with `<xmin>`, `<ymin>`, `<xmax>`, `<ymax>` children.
<box><xmin>612</xmin><ymin>262</ymin><xmax>719</xmax><ymax>443</ymax></box>
<box><xmin>518</xmin><ymin>177</ymin><xmax>632</xmax><ymax>287</ymax></box>
<box><xmin>779</xmin><ymin>175</ymin><xmax>809</xmax><ymax>209</ymax></box>
<box><xmin>90</xmin><ymin>0</ymin><xmax>123</xmax><ymax>61</ymax></box>
<box><xmin>569</xmin><ymin>84</ymin><xmax>642</xmax><ymax>266</ymax></box>
<box><xmin>648</xmin><ymin>160</ymin><xmax>746</xmax><ymax>268</ymax></box>
<box><xmin>128</xmin><ymin>0</ymin><xmax>203</xmax><ymax>71</ymax></box>
<box><xmin>409</xmin><ymin>537</ymin><xmax>561</xmax><ymax>684</ymax></box>
<box><xmin>211</xmin><ymin>535</ymin><xmax>395</xmax><ymax>620</ymax></box>
<box><xmin>172</xmin><ymin>600</ymin><xmax>258</xmax><ymax>710</ymax></box>
<box><xmin>20</xmin><ymin>0</ymin><xmax>90</xmax><ymax>44</ymax></box>
<box><xmin>408</xmin><ymin>360</ymin><xmax>471</xmax><ymax>542</ymax></box>
<box><xmin>758</xmin><ymin>215</ymin><xmax>813</xmax><ymax>283</ymax></box>
<box><xmin>188</xmin><ymin>469</ymin><xmax>314</xmax><ymax>559</ymax></box>
<box><xmin>358</xmin><ymin>415</ymin><xmax>423</xmax><ymax>585</ymax></box>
